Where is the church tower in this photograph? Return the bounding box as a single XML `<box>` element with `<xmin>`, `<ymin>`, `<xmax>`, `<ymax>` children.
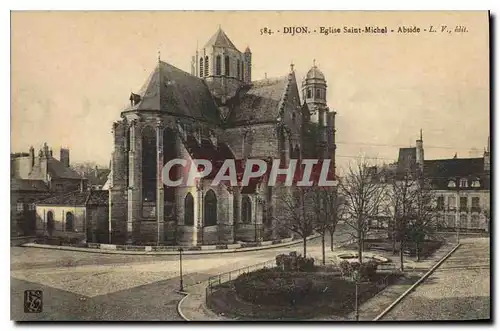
<box><xmin>302</xmin><ymin>60</ymin><xmax>327</xmax><ymax>124</ymax></box>
<box><xmin>193</xmin><ymin>27</ymin><xmax>251</xmax><ymax>107</ymax></box>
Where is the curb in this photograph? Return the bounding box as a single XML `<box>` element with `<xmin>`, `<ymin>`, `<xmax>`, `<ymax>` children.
<box><xmin>21</xmin><ymin>234</ymin><xmax>321</xmax><ymax>256</ymax></box>
<box><xmin>176</xmin><ymin>290</ymin><xmax>191</xmax><ymax>321</ymax></box>
<box><xmin>372</xmin><ymin>243</ymin><xmax>461</xmax><ymax>321</ymax></box>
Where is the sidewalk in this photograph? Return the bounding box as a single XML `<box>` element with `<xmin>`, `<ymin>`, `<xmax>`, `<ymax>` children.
<box><xmin>21</xmin><ymin>234</ymin><xmax>320</xmax><ymax>256</ymax></box>
<box><xmin>178</xmin><ymin>241</ymin><xmax>458</xmax><ymax>321</ymax></box>
<box><xmin>314</xmin><ymin>241</ymin><xmax>459</xmax><ymax>321</ymax></box>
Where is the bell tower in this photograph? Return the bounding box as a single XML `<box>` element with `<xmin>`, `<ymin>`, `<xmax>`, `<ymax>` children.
<box><xmin>302</xmin><ymin>60</ymin><xmax>327</xmax><ymax>123</ymax></box>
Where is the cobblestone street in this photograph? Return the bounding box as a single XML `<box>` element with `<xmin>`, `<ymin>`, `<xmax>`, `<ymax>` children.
<box><xmin>381</xmin><ymin>237</ymin><xmax>490</xmax><ymax>321</ymax></box>
<box><xmin>11</xmin><ymin>228</ymin><xmax>353</xmax><ymax>321</ymax></box>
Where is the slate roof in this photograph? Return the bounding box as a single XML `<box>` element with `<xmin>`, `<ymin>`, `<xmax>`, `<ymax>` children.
<box><xmin>27</xmin><ymin>157</ymin><xmax>84</xmax><ymax>180</ymax></box>
<box><xmin>227</xmin><ymin>76</ymin><xmax>290</xmax><ymax>125</ymax></box>
<box><xmin>37</xmin><ymin>190</ymin><xmax>109</xmax><ymax>206</ymax></box>
<box><xmin>423</xmin><ymin>157</ymin><xmax>489</xmax><ymax>190</ymax></box>
<box><xmin>11</xmin><ymin>178</ymin><xmax>48</xmax><ymax>192</ymax></box>
<box><xmin>204</xmin><ymin>28</ymin><xmax>239</xmax><ymax>51</ymax></box>
<box><xmin>87</xmin><ymin>168</ymin><xmax>111</xmax><ymax>186</ymax></box>
<box><xmin>304</xmin><ymin>65</ymin><xmax>325</xmax><ymax>81</ymax></box>
<box><xmin>397</xmin><ymin>147</ymin><xmax>418</xmax><ymax>174</ymax></box>
<box><xmin>87</xmin><ymin>190</ymin><xmax>109</xmax><ymax>206</ymax></box>
<box><xmin>124</xmin><ymin>61</ymin><xmax>221</xmax><ymax>124</ymax></box>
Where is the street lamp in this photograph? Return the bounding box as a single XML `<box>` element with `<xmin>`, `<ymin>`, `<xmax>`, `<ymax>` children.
<box><xmin>353</xmin><ymin>270</ymin><xmax>361</xmax><ymax>321</ymax></box>
<box><xmin>178</xmin><ymin>247</ymin><xmax>184</xmax><ymax>292</ymax></box>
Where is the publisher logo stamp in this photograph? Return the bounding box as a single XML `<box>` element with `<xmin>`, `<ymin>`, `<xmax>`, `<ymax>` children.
<box><xmin>24</xmin><ymin>290</ymin><xmax>43</xmax><ymax>313</ymax></box>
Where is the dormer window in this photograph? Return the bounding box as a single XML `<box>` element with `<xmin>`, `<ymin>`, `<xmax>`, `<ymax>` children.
<box><xmin>471</xmin><ymin>179</ymin><xmax>481</xmax><ymax>188</ymax></box>
<box><xmin>448</xmin><ymin>180</ymin><xmax>456</xmax><ymax>188</ymax></box>
<box><xmin>460</xmin><ymin>178</ymin><xmax>468</xmax><ymax>188</ymax></box>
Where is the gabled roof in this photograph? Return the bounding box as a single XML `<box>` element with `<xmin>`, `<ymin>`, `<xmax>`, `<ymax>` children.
<box><xmin>37</xmin><ymin>191</ymin><xmax>89</xmax><ymax>206</ymax></box>
<box><xmin>226</xmin><ymin>75</ymin><xmax>290</xmax><ymax>125</ymax></box>
<box><xmin>397</xmin><ymin>147</ymin><xmax>417</xmax><ymax>174</ymax></box>
<box><xmin>204</xmin><ymin>28</ymin><xmax>239</xmax><ymax>51</ymax></box>
<box><xmin>27</xmin><ymin>157</ymin><xmax>84</xmax><ymax>180</ymax></box>
<box><xmin>87</xmin><ymin>190</ymin><xmax>109</xmax><ymax>206</ymax></box>
<box><xmin>124</xmin><ymin>61</ymin><xmax>221</xmax><ymax>124</ymax></box>
<box><xmin>11</xmin><ymin>178</ymin><xmax>49</xmax><ymax>192</ymax></box>
<box><xmin>87</xmin><ymin>169</ymin><xmax>111</xmax><ymax>186</ymax></box>
<box><xmin>37</xmin><ymin>190</ymin><xmax>109</xmax><ymax>206</ymax></box>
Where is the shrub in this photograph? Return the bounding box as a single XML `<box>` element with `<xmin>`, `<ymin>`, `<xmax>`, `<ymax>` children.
<box><xmin>276</xmin><ymin>252</ymin><xmax>314</xmax><ymax>271</ymax></box>
<box><xmin>297</xmin><ymin>256</ymin><xmax>315</xmax><ymax>272</ymax></box>
<box><xmin>339</xmin><ymin>260</ymin><xmax>378</xmax><ymax>281</ymax></box>
<box><xmin>234</xmin><ymin>269</ymin><xmax>314</xmax><ymax>306</ymax></box>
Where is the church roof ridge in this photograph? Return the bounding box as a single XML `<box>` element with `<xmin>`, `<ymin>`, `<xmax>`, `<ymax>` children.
<box><xmin>203</xmin><ymin>27</ymin><xmax>239</xmax><ymax>51</ymax></box>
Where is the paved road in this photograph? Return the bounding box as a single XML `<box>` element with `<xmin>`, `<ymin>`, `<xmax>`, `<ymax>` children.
<box><xmin>11</xmin><ymin>225</ymin><xmax>353</xmax><ymax>321</ymax></box>
<box><xmin>381</xmin><ymin>237</ymin><xmax>490</xmax><ymax>321</ymax></box>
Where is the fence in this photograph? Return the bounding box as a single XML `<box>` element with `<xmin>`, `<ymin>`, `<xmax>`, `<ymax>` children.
<box><xmin>205</xmin><ymin>258</ymin><xmax>277</xmax><ymax>303</ymax></box>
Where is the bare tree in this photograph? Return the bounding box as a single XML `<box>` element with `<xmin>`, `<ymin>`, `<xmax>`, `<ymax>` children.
<box><xmin>339</xmin><ymin>159</ymin><xmax>387</xmax><ymax>264</ymax></box>
<box><xmin>274</xmin><ymin>187</ymin><xmax>315</xmax><ymax>256</ymax></box>
<box><xmin>310</xmin><ymin>186</ymin><xmax>340</xmax><ymax>264</ymax></box>
<box><xmin>387</xmin><ymin>171</ymin><xmax>418</xmax><ymax>271</ymax></box>
<box><xmin>406</xmin><ymin>176</ymin><xmax>439</xmax><ymax>261</ymax></box>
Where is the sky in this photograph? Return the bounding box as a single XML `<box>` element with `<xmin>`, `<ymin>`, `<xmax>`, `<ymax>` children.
<box><xmin>11</xmin><ymin>11</ymin><xmax>490</xmax><ymax>170</ymax></box>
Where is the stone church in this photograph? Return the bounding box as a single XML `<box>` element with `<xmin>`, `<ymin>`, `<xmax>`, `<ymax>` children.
<box><xmin>108</xmin><ymin>27</ymin><xmax>337</xmax><ymax>245</ymax></box>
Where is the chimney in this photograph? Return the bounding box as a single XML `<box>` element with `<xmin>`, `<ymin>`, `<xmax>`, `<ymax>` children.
<box><xmin>42</xmin><ymin>143</ymin><xmax>49</xmax><ymax>158</ymax></box>
<box><xmin>416</xmin><ymin>129</ymin><xmax>424</xmax><ymax>172</ymax></box>
<box><xmin>60</xmin><ymin>148</ymin><xmax>70</xmax><ymax>168</ymax></box>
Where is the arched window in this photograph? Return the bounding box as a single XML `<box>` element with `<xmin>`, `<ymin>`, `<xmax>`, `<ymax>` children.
<box><xmin>46</xmin><ymin>211</ymin><xmax>54</xmax><ymax>235</ymax></box>
<box><xmin>65</xmin><ymin>212</ymin><xmax>74</xmax><ymax>232</ymax></box>
<box><xmin>241</xmin><ymin>196</ymin><xmax>252</xmax><ymax>223</ymax></box>
<box><xmin>142</xmin><ymin>126</ymin><xmax>157</xmax><ymax>202</ymax></box>
<box><xmin>224</xmin><ymin>55</ymin><xmax>230</xmax><ymax>76</ymax></box>
<box><xmin>292</xmin><ymin>112</ymin><xmax>296</xmax><ymax>124</ymax></box>
<box><xmin>184</xmin><ymin>193</ymin><xmax>194</xmax><ymax>226</ymax></box>
<box><xmin>204</xmin><ymin>56</ymin><xmax>209</xmax><ymax>77</ymax></box>
<box><xmin>199</xmin><ymin>58</ymin><xmax>203</xmax><ymax>78</ymax></box>
<box><xmin>237</xmin><ymin>59</ymin><xmax>240</xmax><ymax>79</ymax></box>
<box><xmin>216</xmin><ymin>55</ymin><xmax>221</xmax><ymax>75</ymax></box>
<box><xmin>204</xmin><ymin>190</ymin><xmax>217</xmax><ymax>226</ymax></box>
<box><xmin>241</xmin><ymin>62</ymin><xmax>245</xmax><ymax>81</ymax></box>
<box><xmin>307</xmin><ymin>89</ymin><xmax>312</xmax><ymax>98</ymax></box>
<box><xmin>316</xmin><ymin>89</ymin><xmax>321</xmax><ymax>98</ymax></box>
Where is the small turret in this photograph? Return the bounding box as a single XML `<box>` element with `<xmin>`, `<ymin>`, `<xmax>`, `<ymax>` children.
<box><xmin>302</xmin><ymin>60</ymin><xmax>327</xmax><ymax>123</ymax></box>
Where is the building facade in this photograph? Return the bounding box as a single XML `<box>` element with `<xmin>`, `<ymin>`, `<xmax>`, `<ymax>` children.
<box><xmin>108</xmin><ymin>27</ymin><xmax>337</xmax><ymax>245</ymax></box>
<box><xmin>35</xmin><ymin>190</ymin><xmax>109</xmax><ymax>243</ymax></box>
<box><xmin>10</xmin><ymin>143</ymin><xmax>87</xmax><ymax>237</ymax></box>
<box><xmin>395</xmin><ymin>132</ymin><xmax>490</xmax><ymax>232</ymax></box>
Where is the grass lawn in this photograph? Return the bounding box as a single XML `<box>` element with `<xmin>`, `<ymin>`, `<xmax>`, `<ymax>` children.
<box><xmin>206</xmin><ymin>267</ymin><xmax>401</xmax><ymax>321</ymax></box>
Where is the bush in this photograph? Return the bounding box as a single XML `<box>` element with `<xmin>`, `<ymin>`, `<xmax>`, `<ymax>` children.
<box><xmin>339</xmin><ymin>260</ymin><xmax>378</xmax><ymax>281</ymax></box>
<box><xmin>276</xmin><ymin>252</ymin><xmax>315</xmax><ymax>272</ymax></box>
<box><xmin>234</xmin><ymin>269</ymin><xmax>314</xmax><ymax>306</ymax></box>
